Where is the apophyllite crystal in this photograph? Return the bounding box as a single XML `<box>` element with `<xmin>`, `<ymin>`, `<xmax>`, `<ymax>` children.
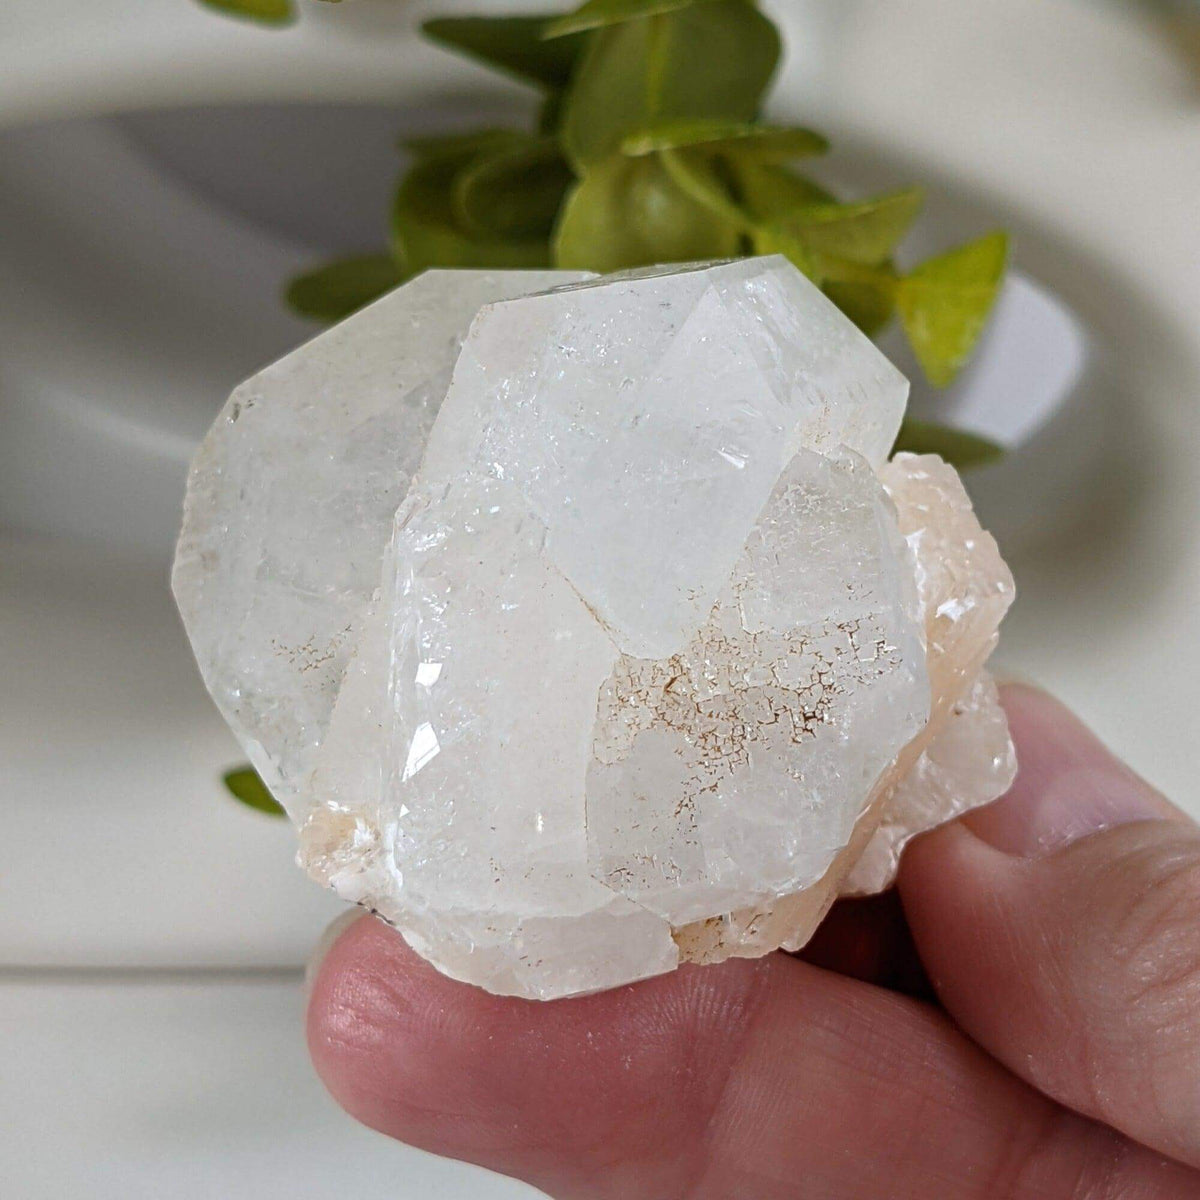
<box><xmin>174</xmin><ymin>257</ymin><xmax>1015</xmax><ymax>1000</ymax></box>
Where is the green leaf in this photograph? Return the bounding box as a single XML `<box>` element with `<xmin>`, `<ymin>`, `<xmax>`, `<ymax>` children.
<box><xmin>554</xmin><ymin>153</ymin><xmax>739</xmax><ymax>272</ymax></box>
<box><xmin>731</xmin><ymin>167</ymin><xmax>909</xmax><ymax>333</ymax></box>
<box><xmin>197</xmin><ymin>0</ymin><xmax>293</xmax><ymax>24</ymax></box>
<box><xmin>751</xmin><ymin>221</ymin><xmax>823</xmax><ymax>280</ymax></box>
<box><xmin>733</xmin><ymin>162</ymin><xmax>834</xmax><ymax>223</ymax></box>
<box><xmin>285</xmin><ymin>255</ymin><xmax>408</xmax><ymax>323</ymax></box>
<box><xmin>561</xmin><ymin>20</ymin><xmax>651</xmax><ymax>170</ymax></box>
<box><xmin>816</xmin><ymin>256</ymin><xmax>899</xmax><ymax>335</ymax></box>
<box><xmin>891</xmin><ymin>418</ymin><xmax>1004</xmax><ymax>469</ymax></box>
<box><xmin>422</xmin><ymin>15</ymin><xmax>588</xmax><ymax>90</ymax></box>
<box><xmin>561</xmin><ymin>0</ymin><xmax>780</xmax><ymax>170</ymax></box>
<box><xmin>659</xmin><ymin>148</ymin><xmax>751</xmax><ymax>230</ymax></box>
<box><xmin>897</xmin><ymin>230</ymin><xmax>1008</xmax><ymax>387</ymax></box>
<box><xmin>393</xmin><ymin>152</ymin><xmax>552</xmax><ymax>273</ymax></box>
<box><xmin>824</xmin><ymin>277</ymin><xmax>896</xmax><ymax>335</ymax></box>
<box><xmin>538</xmin><ymin>89</ymin><xmax>566</xmax><ymax>134</ymax></box>
<box><xmin>454</xmin><ymin>136</ymin><xmax>575</xmax><ymax>240</ymax></box>
<box><xmin>545</xmin><ymin>0</ymin><xmax>716</xmax><ymax>38</ymax></box>
<box><xmin>774</xmin><ymin>187</ymin><xmax>924</xmax><ymax>266</ymax></box>
<box><xmin>402</xmin><ymin>128</ymin><xmax>528</xmax><ymax>162</ymax></box>
<box><xmin>622</xmin><ymin>120</ymin><xmax>827</xmax><ymax>160</ymax></box>
<box><xmin>222</xmin><ymin>767</ymin><xmax>287</xmax><ymax>817</ymax></box>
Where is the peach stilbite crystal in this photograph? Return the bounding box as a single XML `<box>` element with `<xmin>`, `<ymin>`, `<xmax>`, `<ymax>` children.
<box><xmin>674</xmin><ymin>452</ymin><xmax>1015</xmax><ymax>964</ymax></box>
<box><xmin>174</xmin><ymin>258</ymin><xmax>1014</xmax><ymax>1000</ymax></box>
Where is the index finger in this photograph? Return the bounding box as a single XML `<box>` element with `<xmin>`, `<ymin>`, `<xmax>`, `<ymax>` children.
<box><xmin>899</xmin><ymin>683</ymin><xmax>1200</xmax><ymax>1168</ymax></box>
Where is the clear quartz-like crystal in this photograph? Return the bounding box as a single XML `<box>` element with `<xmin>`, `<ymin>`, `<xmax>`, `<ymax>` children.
<box><xmin>585</xmin><ymin>448</ymin><xmax>928</xmax><ymax>927</ymax></box>
<box><xmin>175</xmin><ymin>257</ymin><xmax>1015</xmax><ymax>1000</ymax></box>
<box><xmin>173</xmin><ymin>269</ymin><xmax>590</xmax><ymax>813</ymax></box>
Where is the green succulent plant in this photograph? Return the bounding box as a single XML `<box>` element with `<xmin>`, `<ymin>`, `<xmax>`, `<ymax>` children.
<box><xmin>309</xmin><ymin>3</ymin><xmax>1005</xmax><ymax>394</ymax></box>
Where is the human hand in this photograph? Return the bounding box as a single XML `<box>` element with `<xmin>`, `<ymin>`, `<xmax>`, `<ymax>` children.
<box><xmin>306</xmin><ymin>685</ymin><xmax>1200</xmax><ymax>1198</ymax></box>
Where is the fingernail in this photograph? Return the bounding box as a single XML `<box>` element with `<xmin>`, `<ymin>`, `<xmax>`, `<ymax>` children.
<box><xmin>305</xmin><ymin>908</ymin><xmax>365</xmax><ymax>1002</ymax></box>
<box><xmin>965</xmin><ymin>683</ymin><xmax>1180</xmax><ymax>858</ymax></box>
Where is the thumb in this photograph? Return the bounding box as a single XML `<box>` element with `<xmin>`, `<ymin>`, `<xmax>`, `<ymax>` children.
<box><xmin>900</xmin><ymin>683</ymin><xmax>1200</xmax><ymax>1167</ymax></box>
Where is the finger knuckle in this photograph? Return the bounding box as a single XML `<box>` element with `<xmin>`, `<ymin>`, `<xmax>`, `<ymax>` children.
<box><xmin>1078</xmin><ymin>834</ymin><xmax>1200</xmax><ymax>1153</ymax></box>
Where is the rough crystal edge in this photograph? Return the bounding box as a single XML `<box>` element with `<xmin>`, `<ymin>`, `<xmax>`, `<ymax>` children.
<box><xmin>671</xmin><ymin>453</ymin><xmax>1015</xmax><ymax>967</ymax></box>
<box><xmin>840</xmin><ymin>670</ymin><xmax>1016</xmax><ymax>896</ymax></box>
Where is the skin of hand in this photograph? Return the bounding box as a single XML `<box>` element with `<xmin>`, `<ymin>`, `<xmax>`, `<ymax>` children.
<box><xmin>306</xmin><ymin>685</ymin><xmax>1200</xmax><ymax>1199</ymax></box>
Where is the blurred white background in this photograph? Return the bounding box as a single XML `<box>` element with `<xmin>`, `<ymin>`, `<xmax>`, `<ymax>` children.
<box><xmin>2</xmin><ymin>1</ymin><xmax>1198</xmax><ymax>1196</ymax></box>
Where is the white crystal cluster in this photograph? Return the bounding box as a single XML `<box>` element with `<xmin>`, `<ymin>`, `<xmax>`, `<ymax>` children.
<box><xmin>174</xmin><ymin>258</ymin><xmax>1015</xmax><ymax>1000</ymax></box>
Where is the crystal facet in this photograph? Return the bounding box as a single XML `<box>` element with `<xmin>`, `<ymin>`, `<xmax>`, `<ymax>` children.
<box><xmin>175</xmin><ymin>257</ymin><xmax>1015</xmax><ymax>1000</ymax></box>
<box><xmin>173</xmin><ymin>269</ymin><xmax>590</xmax><ymax>814</ymax></box>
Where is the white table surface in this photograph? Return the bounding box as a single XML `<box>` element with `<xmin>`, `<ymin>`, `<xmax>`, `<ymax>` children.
<box><xmin>2</xmin><ymin>1</ymin><xmax>1198</xmax><ymax>1196</ymax></box>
